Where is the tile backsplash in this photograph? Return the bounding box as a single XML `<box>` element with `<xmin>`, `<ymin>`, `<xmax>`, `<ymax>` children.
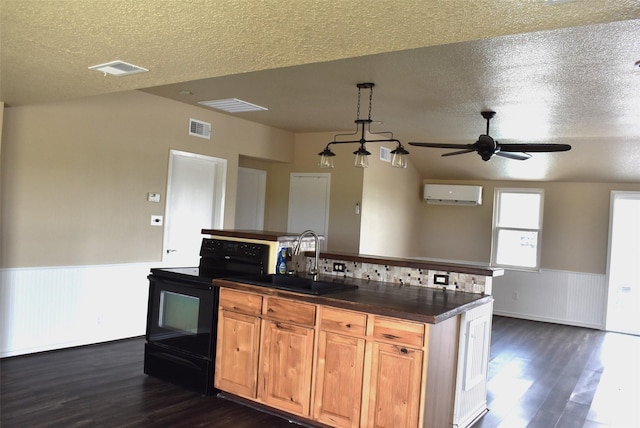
<box><xmin>291</xmin><ymin>255</ymin><xmax>490</xmax><ymax>295</ymax></box>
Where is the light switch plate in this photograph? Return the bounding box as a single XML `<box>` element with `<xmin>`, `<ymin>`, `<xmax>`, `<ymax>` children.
<box><xmin>148</xmin><ymin>192</ymin><xmax>161</xmax><ymax>203</ymax></box>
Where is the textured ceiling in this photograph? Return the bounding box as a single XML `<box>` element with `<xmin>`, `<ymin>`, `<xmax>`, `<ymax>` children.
<box><xmin>2</xmin><ymin>0</ymin><xmax>640</xmax><ymax>182</ymax></box>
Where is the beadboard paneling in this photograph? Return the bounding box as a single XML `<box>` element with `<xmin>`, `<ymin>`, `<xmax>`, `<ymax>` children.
<box><xmin>0</xmin><ymin>263</ymin><xmax>156</xmax><ymax>357</ymax></box>
<box><xmin>492</xmin><ymin>269</ymin><xmax>607</xmax><ymax>329</ymax></box>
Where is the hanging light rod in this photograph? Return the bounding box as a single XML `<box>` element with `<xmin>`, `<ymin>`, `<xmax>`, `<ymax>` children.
<box><xmin>319</xmin><ymin>82</ymin><xmax>409</xmax><ymax>169</ymax></box>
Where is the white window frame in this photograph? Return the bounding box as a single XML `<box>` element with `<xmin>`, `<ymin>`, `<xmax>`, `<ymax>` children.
<box><xmin>491</xmin><ymin>188</ymin><xmax>544</xmax><ymax>271</ymax></box>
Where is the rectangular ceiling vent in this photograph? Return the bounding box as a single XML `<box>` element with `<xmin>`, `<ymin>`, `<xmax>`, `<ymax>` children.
<box><xmin>87</xmin><ymin>60</ymin><xmax>148</xmax><ymax>76</ymax></box>
<box><xmin>189</xmin><ymin>118</ymin><xmax>211</xmax><ymax>140</ymax></box>
<box><xmin>198</xmin><ymin>98</ymin><xmax>268</xmax><ymax>113</ymax></box>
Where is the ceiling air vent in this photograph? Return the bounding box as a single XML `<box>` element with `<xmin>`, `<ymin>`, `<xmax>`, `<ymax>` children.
<box><xmin>198</xmin><ymin>98</ymin><xmax>268</xmax><ymax>113</ymax></box>
<box><xmin>189</xmin><ymin>118</ymin><xmax>211</xmax><ymax>140</ymax></box>
<box><xmin>87</xmin><ymin>60</ymin><xmax>148</xmax><ymax>76</ymax></box>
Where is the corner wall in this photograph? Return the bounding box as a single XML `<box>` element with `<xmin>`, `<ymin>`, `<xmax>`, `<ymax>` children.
<box><xmin>266</xmin><ymin>132</ymin><xmax>365</xmax><ymax>254</ymax></box>
<box><xmin>360</xmin><ymin>143</ymin><xmax>424</xmax><ymax>258</ymax></box>
<box><xmin>417</xmin><ymin>179</ymin><xmax>640</xmax><ymax>329</ymax></box>
<box><xmin>0</xmin><ymin>91</ymin><xmax>294</xmax><ymax>356</ymax></box>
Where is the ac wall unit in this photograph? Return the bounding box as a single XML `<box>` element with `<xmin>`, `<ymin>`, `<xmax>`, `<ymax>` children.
<box><xmin>423</xmin><ymin>184</ymin><xmax>483</xmax><ymax>206</ymax></box>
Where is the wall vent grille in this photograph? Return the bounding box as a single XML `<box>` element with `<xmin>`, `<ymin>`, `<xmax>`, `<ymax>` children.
<box><xmin>189</xmin><ymin>118</ymin><xmax>211</xmax><ymax>140</ymax></box>
<box><xmin>380</xmin><ymin>146</ymin><xmax>391</xmax><ymax>162</ymax></box>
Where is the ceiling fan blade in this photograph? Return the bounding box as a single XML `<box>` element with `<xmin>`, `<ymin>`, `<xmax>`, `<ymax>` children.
<box><xmin>495</xmin><ymin>151</ymin><xmax>531</xmax><ymax>160</ymax></box>
<box><xmin>498</xmin><ymin>143</ymin><xmax>572</xmax><ymax>153</ymax></box>
<box><xmin>442</xmin><ymin>149</ymin><xmax>475</xmax><ymax>157</ymax></box>
<box><xmin>408</xmin><ymin>142</ymin><xmax>473</xmax><ymax>150</ymax></box>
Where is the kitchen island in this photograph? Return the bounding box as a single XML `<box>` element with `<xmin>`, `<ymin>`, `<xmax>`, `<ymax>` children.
<box><xmin>205</xmin><ymin>229</ymin><xmax>502</xmax><ymax>427</ymax></box>
<box><xmin>213</xmin><ymin>275</ymin><xmax>494</xmax><ymax>428</ymax></box>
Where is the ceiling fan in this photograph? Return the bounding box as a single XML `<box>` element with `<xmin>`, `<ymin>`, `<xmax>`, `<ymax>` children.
<box><xmin>408</xmin><ymin>111</ymin><xmax>571</xmax><ymax>161</ymax></box>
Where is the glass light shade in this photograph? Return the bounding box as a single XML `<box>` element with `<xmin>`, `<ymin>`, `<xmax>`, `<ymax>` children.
<box><xmin>319</xmin><ymin>154</ymin><xmax>334</xmax><ymax>168</ymax></box>
<box><xmin>354</xmin><ymin>145</ymin><xmax>370</xmax><ymax>168</ymax></box>
<box><xmin>354</xmin><ymin>152</ymin><xmax>369</xmax><ymax>168</ymax></box>
<box><xmin>391</xmin><ymin>152</ymin><xmax>408</xmax><ymax>168</ymax></box>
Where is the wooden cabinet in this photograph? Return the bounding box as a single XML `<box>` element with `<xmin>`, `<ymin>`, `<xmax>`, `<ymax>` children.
<box><xmin>215</xmin><ymin>289</ymin><xmax>317</xmax><ymax>417</ymax></box>
<box><xmin>259</xmin><ymin>297</ymin><xmax>316</xmax><ymax>416</ymax></box>
<box><xmin>214</xmin><ymin>309</ymin><xmax>261</xmax><ymax>397</ymax></box>
<box><xmin>361</xmin><ymin>316</ymin><xmax>424</xmax><ymax>428</ymax></box>
<box><xmin>314</xmin><ymin>308</ymin><xmax>425</xmax><ymax>428</ymax></box>
<box><xmin>314</xmin><ymin>307</ymin><xmax>367</xmax><ymax>428</ymax></box>
<box><xmin>214</xmin><ymin>284</ymin><xmax>491</xmax><ymax>428</ymax></box>
<box><xmin>214</xmin><ymin>289</ymin><xmax>262</xmax><ymax>398</ymax></box>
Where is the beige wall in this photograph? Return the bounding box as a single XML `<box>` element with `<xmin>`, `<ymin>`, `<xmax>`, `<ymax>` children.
<box><xmin>3</xmin><ymin>90</ymin><xmax>635</xmax><ymax>275</ymax></box>
<box><xmin>359</xmin><ymin>143</ymin><xmax>423</xmax><ymax>258</ymax></box>
<box><xmin>266</xmin><ymin>132</ymin><xmax>364</xmax><ymax>253</ymax></box>
<box><xmin>418</xmin><ymin>179</ymin><xmax>640</xmax><ymax>274</ymax></box>
<box><xmin>1</xmin><ymin>91</ymin><xmax>294</xmax><ymax>268</ymax></box>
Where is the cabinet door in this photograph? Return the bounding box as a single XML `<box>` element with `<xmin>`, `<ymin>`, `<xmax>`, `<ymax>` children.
<box><xmin>454</xmin><ymin>302</ymin><xmax>493</xmax><ymax>427</ymax></box>
<box><xmin>314</xmin><ymin>331</ymin><xmax>366</xmax><ymax>428</ymax></box>
<box><xmin>259</xmin><ymin>319</ymin><xmax>315</xmax><ymax>416</ymax></box>
<box><xmin>214</xmin><ymin>309</ymin><xmax>261</xmax><ymax>398</ymax></box>
<box><xmin>362</xmin><ymin>342</ymin><xmax>423</xmax><ymax>428</ymax></box>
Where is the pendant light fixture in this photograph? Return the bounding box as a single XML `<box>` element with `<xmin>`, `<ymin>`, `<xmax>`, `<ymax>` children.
<box><xmin>318</xmin><ymin>82</ymin><xmax>409</xmax><ymax>169</ymax></box>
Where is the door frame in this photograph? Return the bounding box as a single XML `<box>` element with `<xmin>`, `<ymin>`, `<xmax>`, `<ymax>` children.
<box><xmin>605</xmin><ymin>190</ymin><xmax>640</xmax><ymax>334</ymax></box>
<box><xmin>162</xmin><ymin>149</ymin><xmax>227</xmax><ymax>263</ymax></box>
<box><xmin>287</xmin><ymin>172</ymin><xmax>331</xmax><ymax>248</ymax></box>
<box><xmin>236</xmin><ymin>167</ymin><xmax>267</xmax><ymax>230</ymax></box>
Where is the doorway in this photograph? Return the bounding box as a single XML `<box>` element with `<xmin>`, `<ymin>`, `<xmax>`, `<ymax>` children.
<box><xmin>606</xmin><ymin>191</ymin><xmax>640</xmax><ymax>335</ymax></box>
<box><xmin>287</xmin><ymin>173</ymin><xmax>330</xmax><ymax>249</ymax></box>
<box><xmin>235</xmin><ymin>167</ymin><xmax>266</xmax><ymax>230</ymax></box>
<box><xmin>163</xmin><ymin>150</ymin><xmax>227</xmax><ymax>266</ymax></box>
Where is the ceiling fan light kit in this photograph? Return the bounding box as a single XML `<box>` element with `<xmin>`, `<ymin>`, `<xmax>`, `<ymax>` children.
<box><xmin>409</xmin><ymin>111</ymin><xmax>572</xmax><ymax>161</ymax></box>
<box><xmin>319</xmin><ymin>82</ymin><xmax>409</xmax><ymax>169</ymax></box>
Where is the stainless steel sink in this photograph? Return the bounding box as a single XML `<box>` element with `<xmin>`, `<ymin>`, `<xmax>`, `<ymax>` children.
<box><xmin>229</xmin><ymin>273</ymin><xmax>358</xmax><ymax>295</ymax></box>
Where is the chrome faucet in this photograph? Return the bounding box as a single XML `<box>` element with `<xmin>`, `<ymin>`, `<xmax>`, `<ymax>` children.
<box><xmin>293</xmin><ymin>230</ymin><xmax>320</xmax><ymax>277</ymax></box>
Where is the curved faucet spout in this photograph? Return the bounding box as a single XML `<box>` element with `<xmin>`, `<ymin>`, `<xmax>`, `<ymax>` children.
<box><xmin>293</xmin><ymin>230</ymin><xmax>320</xmax><ymax>277</ymax></box>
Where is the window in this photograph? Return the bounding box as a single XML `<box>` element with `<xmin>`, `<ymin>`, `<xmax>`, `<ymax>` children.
<box><xmin>492</xmin><ymin>188</ymin><xmax>544</xmax><ymax>270</ymax></box>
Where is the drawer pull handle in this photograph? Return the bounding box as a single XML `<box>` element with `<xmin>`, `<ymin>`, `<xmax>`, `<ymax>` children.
<box><xmin>400</xmin><ymin>348</ymin><xmax>408</xmax><ymax>354</ymax></box>
<box><xmin>345</xmin><ymin>323</ymin><xmax>352</xmax><ymax>328</ymax></box>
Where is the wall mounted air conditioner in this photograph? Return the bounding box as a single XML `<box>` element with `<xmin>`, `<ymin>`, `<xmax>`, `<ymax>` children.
<box><xmin>423</xmin><ymin>184</ymin><xmax>483</xmax><ymax>206</ymax></box>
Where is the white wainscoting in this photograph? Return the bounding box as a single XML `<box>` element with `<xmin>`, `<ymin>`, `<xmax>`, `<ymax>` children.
<box><xmin>492</xmin><ymin>269</ymin><xmax>607</xmax><ymax>330</ymax></box>
<box><xmin>0</xmin><ymin>263</ymin><xmax>158</xmax><ymax>358</ymax></box>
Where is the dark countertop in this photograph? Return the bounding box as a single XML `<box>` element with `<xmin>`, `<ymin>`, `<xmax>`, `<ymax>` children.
<box><xmin>214</xmin><ymin>276</ymin><xmax>493</xmax><ymax>324</ymax></box>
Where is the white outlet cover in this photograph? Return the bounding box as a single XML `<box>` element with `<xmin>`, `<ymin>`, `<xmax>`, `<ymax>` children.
<box><xmin>151</xmin><ymin>215</ymin><xmax>163</xmax><ymax>226</ymax></box>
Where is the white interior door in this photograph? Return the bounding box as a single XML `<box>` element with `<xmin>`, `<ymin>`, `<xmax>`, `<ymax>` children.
<box><xmin>235</xmin><ymin>167</ymin><xmax>266</xmax><ymax>230</ymax></box>
<box><xmin>163</xmin><ymin>150</ymin><xmax>227</xmax><ymax>266</ymax></box>
<box><xmin>287</xmin><ymin>173</ymin><xmax>330</xmax><ymax>248</ymax></box>
<box><xmin>606</xmin><ymin>191</ymin><xmax>640</xmax><ymax>335</ymax></box>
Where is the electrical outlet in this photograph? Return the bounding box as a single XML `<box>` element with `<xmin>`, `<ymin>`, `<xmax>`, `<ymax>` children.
<box><xmin>333</xmin><ymin>262</ymin><xmax>346</xmax><ymax>273</ymax></box>
<box><xmin>434</xmin><ymin>274</ymin><xmax>449</xmax><ymax>285</ymax></box>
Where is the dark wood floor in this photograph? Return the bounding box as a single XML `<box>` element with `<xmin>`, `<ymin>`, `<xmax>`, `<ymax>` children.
<box><xmin>1</xmin><ymin>316</ymin><xmax>638</xmax><ymax>428</ymax></box>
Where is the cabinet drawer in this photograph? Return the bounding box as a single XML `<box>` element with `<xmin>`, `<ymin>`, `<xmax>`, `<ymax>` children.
<box><xmin>319</xmin><ymin>306</ymin><xmax>367</xmax><ymax>336</ymax></box>
<box><xmin>219</xmin><ymin>288</ymin><xmax>262</xmax><ymax>316</ymax></box>
<box><xmin>370</xmin><ymin>316</ymin><xmax>425</xmax><ymax>348</ymax></box>
<box><xmin>263</xmin><ymin>297</ymin><xmax>316</xmax><ymax>327</ymax></box>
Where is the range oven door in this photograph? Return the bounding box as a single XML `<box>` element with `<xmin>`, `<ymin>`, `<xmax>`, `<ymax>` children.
<box><xmin>146</xmin><ymin>274</ymin><xmax>216</xmax><ymax>359</ymax></box>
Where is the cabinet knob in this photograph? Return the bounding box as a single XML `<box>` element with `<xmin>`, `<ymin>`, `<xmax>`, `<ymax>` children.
<box><xmin>400</xmin><ymin>348</ymin><xmax>408</xmax><ymax>354</ymax></box>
